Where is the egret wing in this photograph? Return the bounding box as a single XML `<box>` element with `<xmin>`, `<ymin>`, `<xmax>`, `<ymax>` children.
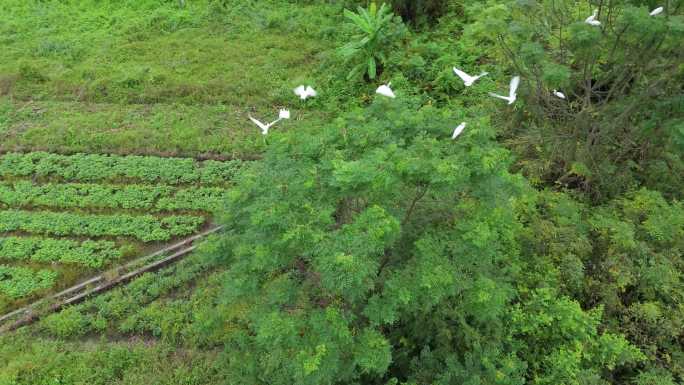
<box><xmin>452</xmin><ymin>122</ymin><xmax>466</xmax><ymax>139</ymax></box>
<box><xmin>509</xmin><ymin>76</ymin><xmax>520</xmax><ymax>97</ymax></box>
<box><xmin>249</xmin><ymin>116</ymin><xmax>268</xmax><ymax>130</ymax></box>
<box><xmin>488</xmin><ymin>92</ymin><xmax>510</xmax><ymax>101</ymax></box>
<box><xmin>453</xmin><ymin>67</ymin><xmax>472</xmax><ymax>83</ymax></box>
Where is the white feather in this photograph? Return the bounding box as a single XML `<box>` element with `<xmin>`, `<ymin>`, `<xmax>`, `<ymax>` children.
<box><xmin>488</xmin><ymin>76</ymin><xmax>520</xmax><ymax>105</ymax></box>
<box><xmin>585</xmin><ymin>9</ymin><xmax>601</xmax><ymax>26</ymax></box>
<box><xmin>452</xmin><ymin>122</ymin><xmax>466</xmax><ymax>140</ymax></box>
<box><xmin>249</xmin><ymin>110</ymin><xmax>289</xmax><ymax>135</ymax></box>
<box><xmin>249</xmin><ymin>116</ymin><xmax>271</xmax><ymax>135</ymax></box>
<box><xmin>294</xmin><ymin>85</ymin><xmax>317</xmax><ymax>100</ymax></box>
<box><xmin>453</xmin><ymin>68</ymin><xmax>489</xmax><ymax>87</ymax></box>
<box><xmin>376</xmin><ymin>83</ymin><xmax>396</xmax><ymax>98</ymax></box>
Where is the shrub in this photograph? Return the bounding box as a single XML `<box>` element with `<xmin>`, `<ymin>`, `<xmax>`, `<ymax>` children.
<box><xmin>338</xmin><ymin>2</ymin><xmax>406</xmax><ymax>81</ymax></box>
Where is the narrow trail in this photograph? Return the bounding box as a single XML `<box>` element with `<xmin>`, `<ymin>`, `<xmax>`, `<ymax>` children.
<box><xmin>0</xmin><ymin>225</ymin><xmax>224</xmax><ymax>334</ymax></box>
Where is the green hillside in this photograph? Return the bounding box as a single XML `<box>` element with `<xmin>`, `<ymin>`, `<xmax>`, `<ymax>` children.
<box><xmin>0</xmin><ymin>0</ymin><xmax>682</xmax><ymax>384</ymax></box>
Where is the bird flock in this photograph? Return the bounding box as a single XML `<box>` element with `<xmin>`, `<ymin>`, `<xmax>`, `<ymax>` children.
<box><xmin>249</xmin><ymin>5</ymin><xmax>665</xmax><ymax>140</ymax></box>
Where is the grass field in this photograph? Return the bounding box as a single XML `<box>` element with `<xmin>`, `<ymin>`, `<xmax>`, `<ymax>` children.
<box><xmin>0</xmin><ymin>0</ymin><xmax>338</xmax><ymax>157</ymax></box>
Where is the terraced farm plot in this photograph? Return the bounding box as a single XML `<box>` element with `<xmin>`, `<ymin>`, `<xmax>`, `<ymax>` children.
<box><xmin>0</xmin><ymin>152</ymin><xmax>239</xmax><ymax>313</ymax></box>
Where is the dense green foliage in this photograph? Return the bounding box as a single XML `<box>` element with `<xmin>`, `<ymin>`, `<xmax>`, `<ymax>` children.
<box><xmin>207</xmin><ymin>98</ymin><xmax>648</xmax><ymax>384</ymax></box>
<box><xmin>0</xmin><ymin>210</ymin><xmax>204</xmax><ymax>242</ymax></box>
<box><xmin>467</xmin><ymin>0</ymin><xmax>684</xmax><ymax>200</ymax></box>
<box><xmin>0</xmin><ymin>152</ymin><xmax>241</xmax><ymax>185</ymax></box>
<box><xmin>0</xmin><ymin>237</ymin><xmax>122</xmax><ymax>268</ymax></box>
<box><xmin>0</xmin><ymin>265</ymin><xmax>57</xmax><ymax>299</ymax></box>
<box><xmin>0</xmin><ymin>0</ymin><xmax>681</xmax><ymax>384</ymax></box>
<box><xmin>0</xmin><ymin>181</ymin><xmax>230</xmax><ymax>213</ymax></box>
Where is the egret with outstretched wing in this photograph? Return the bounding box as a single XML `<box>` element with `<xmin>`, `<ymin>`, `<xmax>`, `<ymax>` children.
<box><xmin>488</xmin><ymin>76</ymin><xmax>520</xmax><ymax>105</ymax></box>
<box><xmin>453</xmin><ymin>68</ymin><xmax>489</xmax><ymax>86</ymax></box>
<box><xmin>249</xmin><ymin>109</ymin><xmax>290</xmax><ymax>135</ymax></box>
<box><xmin>294</xmin><ymin>85</ymin><xmax>317</xmax><ymax>100</ymax></box>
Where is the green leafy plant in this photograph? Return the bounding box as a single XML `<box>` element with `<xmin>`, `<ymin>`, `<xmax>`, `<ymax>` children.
<box><xmin>0</xmin><ymin>265</ymin><xmax>57</xmax><ymax>299</ymax></box>
<box><xmin>0</xmin><ymin>210</ymin><xmax>204</xmax><ymax>242</ymax></box>
<box><xmin>0</xmin><ymin>237</ymin><xmax>123</xmax><ymax>268</ymax></box>
<box><xmin>0</xmin><ymin>181</ymin><xmax>230</xmax><ymax>214</ymax></box>
<box><xmin>339</xmin><ymin>2</ymin><xmax>403</xmax><ymax>81</ymax></box>
<box><xmin>0</xmin><ymin>152</ymin><xmax>241</xmax><ymax>186</ymax></box>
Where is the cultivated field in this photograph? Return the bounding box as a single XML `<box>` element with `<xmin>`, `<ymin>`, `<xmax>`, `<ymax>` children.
<box><xmin>0</xmin><ymin>151</ymin><xmax>240</xmax><ymax>312</ymax></box>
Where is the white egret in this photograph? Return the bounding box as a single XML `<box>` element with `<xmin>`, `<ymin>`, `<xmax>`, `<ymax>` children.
<box><xmin>453</xmin><ymin>67</ymin><xmax>489</xmax><ymax>87</ymax></box>
<box><xmin>294</xmin><ymin>85</ymin><xmax>317</xmax><ymax>100</ymax></box>
<box><xmin>452</xmin><ymin>122</ymin><xmax>466</xmax><ymax>140</ymax></box>
<box><xmin>376</xmin><ymin>82</ymin><xmax>396</xmax><ymax>98</ymax></box>
<box><xmin>488</xmin><ymin>76</ymin><xmax>520</xmax><ymax>105</ymax></box>
<box><xmin>585</xmin><ymin>9</ymin><xmax>601</xmax><ymax>26</ymax></box>
<box><xmin>249</xmin><ymin>116</ymin><xmax>275</xmax><ymax>136</ymax></box>
<box><xmin>249</xmin><ymin>109</ymin><xmax>290</xmax><ymax>135</ymax></box>
<box><xmin>553</xmin><ymin>89</ymin><xmax>566</xmax><ymax>99</ymax></box>
<box><xmin>650</xmin><ymin>6</ymin><xmax>663</xmax><ymax>16</ymax></box>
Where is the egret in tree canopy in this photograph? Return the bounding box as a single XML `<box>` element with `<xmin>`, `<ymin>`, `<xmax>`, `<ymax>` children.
<box><xmin>249</xmin><ymin>109</ymin><xmax>290</xmax><ymax>135</ymax></box>
<box><xmin>650</xmin><ymin>6</ymin><xmax>663</xmax><ymax>16</ymax></box>
<box><xmin>376</xmin><ymin>82</ymin><xmax>396</xmax><ymax>98</ymax></box>
<box><xmin>553</xmin><ymin>89</ymin><xmax>566</xmax><ymax>99</ymax></box>
<box><xmin>488</xmin><ymin>76</ymin><xmax>520</xmax><ymax>105</ymax></box>
<box><xmin>585</xmin><ymin>9</ymin><xmax>601</xmax><ymax>26</ymax></box>
<box><xmin>453</xmin><ymin>68</ymin><xmax>489</xmax><ymax>86</ymax></box>
<box><xmin>452</xmin><ymin>122</ymin><xmax>466</xmax><ymax>139</ymax></box>
<box><xmin>294</xmin><ymin>85</ymin><xmax>317</xmax><ymax>100</ymax></box>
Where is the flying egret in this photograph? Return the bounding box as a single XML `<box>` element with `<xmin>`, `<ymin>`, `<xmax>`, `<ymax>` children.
<box><xmin>452</xmin><ymin>122</ymin><xmax>466</xmax><ymax>140</ymax></box>
<box><xmin>249</xmin><ymin>116</ymin><xmax>276</xmax><ymax>136</ymax></box>
<box><xmin>488</xmin><ymin>76</ymin><xmax>520</xmax><ymax>105</ymax></box>
<box><xmin>376</xmin><ymin>82</ymin><xmax>396</xmax><ymax>98</ymax></box>
<box><xmin>248</xmin><ymin>109</ymin><xmax>290</xmax><ymax>135</ymax></box>
<box><xmin>553</xmin><ymin>89</ymin><xmax>566</xmax><ymax>99</ymax></box>
<box><xmin>585</xmin><ymin>9</ymin><xmax>601</xmax><ymax>26</ymax></box>
<box><xmin>453</xmin><ymin>68</ymin><xmax>489</xmax><ymax>86</ymax></box>
<box><xmin>294</xmin><ymin>85</ymin><xmax>317</xmax><ymax>100</ymax></box>
<box><xmin>649</xmin><ymin>6</ymin><xmax>663</xmax><ymax>16</ymax></box>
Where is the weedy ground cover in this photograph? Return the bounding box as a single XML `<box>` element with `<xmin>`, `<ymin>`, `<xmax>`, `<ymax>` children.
<box><xmin>0</xmin><ymin>0</ymin><xmax>335</xmax><ymax>158</ymax></box>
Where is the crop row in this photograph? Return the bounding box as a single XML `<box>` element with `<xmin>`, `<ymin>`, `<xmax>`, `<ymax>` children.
<box><xmin>0</xmin><ymin>210</ymin><xmax>205</xmax><ymax>242</ymax></box>
<box><xmin>0</xmin><ymin>265</ymin><xmax>57</xmax><ymax>299</ymax></box>
<box><xmin>0</xmin><ymin>152</ymin><xmax>242</xmax><ymax>185</ymax></box>
<box><xmin>0</xmin><ymin>181</ymin><xmax>229</xmax><ymax>213</ymax></box>
<box><xmin>0</xmin><ymin>237</ymin><xmax>123</xmax><ymax>268</ymax></box>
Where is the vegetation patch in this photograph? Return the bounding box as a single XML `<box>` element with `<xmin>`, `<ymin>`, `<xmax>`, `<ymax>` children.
<box><xmin>0</xmin><ymin>265</ymin><xmax>57</xmax><ymax>299</ymax></box>
<box><xmin>0</xmin><ymin>237</ymin><xmax>123</xmax><ymax>268</ymax></box>
<box><xmin>0</xmin><ymin>152</ymin><xmax>238</xmax><ymax>312</ymax></box>
<box><xmin>0</xmin><ymin>181</ymin><xmax>230</xmax><ymax>213</ymax></box>
<box><xmin>0</xmin><ymin>152</ymin><xmax>242</xmax><ymax>186</ymax></box>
